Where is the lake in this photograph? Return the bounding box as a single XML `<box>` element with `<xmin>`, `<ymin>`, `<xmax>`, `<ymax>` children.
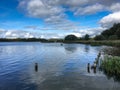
<box><xmin>0</xmin><ymin>42</ymin><xmax>120</xmax><ymax>90</ymax></box>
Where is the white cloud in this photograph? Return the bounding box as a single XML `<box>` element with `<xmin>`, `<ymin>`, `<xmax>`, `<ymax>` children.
<box><xmin>109</xmin><ymin>3</ymin><xmax>120</xmax><ymax>12</ymax></box>
<box><xmin>0</xmin><ymin>27</ymin><xmax>105</xmax><ymax>39</ymax></box>
<box><xmin>63</xmin><ymin>0</ymin><xmax>89</xmax><ymax>7</ymax></box>
<box><xmin>18</xmin><ymin>0</ymin><xmax>120</xmax><ymax>32</ymax></box>
<box><xmin>74</xmin><ymin>4</ymin><xmax>104</xmax><ymax>15</ymax></box>
<box><xmin>76</xmin><ymin>27</ymin><xmax>105</xmax><ymax>37</ymax></box>
<box><xmin>19</xmin><ymin>0</ymin><xmax>64</xmax><ymax>18</ymax></box>
<box><xmin>100</xmin><ymin>11</ymin><xmax>120</xmax><ymax>28</ymax></box>
<box><xmin>19</xmin><ymin>0</ymin><xmax>120</xmax><ymax>17</ymax></box>
<box><xmin>0</xmin><ymin>29</ymin><xmax>36</xmax><ymax>39</ymax></box>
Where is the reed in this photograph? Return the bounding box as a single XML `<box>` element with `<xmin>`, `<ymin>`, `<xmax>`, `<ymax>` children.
<box><xmin>101</xmin><ymin>56</ymin><xmax>120</xmax><ymax>81</ymax></box>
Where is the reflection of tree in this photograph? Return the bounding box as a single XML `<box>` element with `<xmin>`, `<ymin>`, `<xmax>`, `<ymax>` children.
<box><xmin>103</xmin><ymin>71</ymin><xmax>120</xmax><ymax>82</ymax></box>
<box><xmin>84</xmin><ymin>45</ymin><xmax>90</xmax><ymax>53</ymax></box>
<box><xmin>64</xmin><ymin>45</ymin><xmax>77</xmax><ymax>53</ymax></box>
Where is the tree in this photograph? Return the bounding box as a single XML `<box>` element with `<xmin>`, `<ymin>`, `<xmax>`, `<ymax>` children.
<box><xmin>94</xmin><ymin>35</ymin><xmax>106</xmax><ymax>40</ymax></box>
<box><xmin>109</xmin><ymin>35</ymin><xmax>118</xmax><ymax>40</ymax></box>
<box><xmin>84</xmin><ymin>34</ymin><xmax>90</xmax><ymax>40</ymax></box>
<box><xmin>101</xmin><ymin>23</ymin><xmax>120</xmax><ymax>40</ymax></box>
<box><xmin>64</xmin><ymin>34</ymin><xmax>78</xmax><ymax>41</ymax></box>
<box><xmin>115</xmin><ymin>29</ymin><xmax>120</xmax><ymax>39</ymax></box>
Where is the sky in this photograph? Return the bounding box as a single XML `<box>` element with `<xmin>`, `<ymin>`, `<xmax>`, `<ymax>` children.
<box><xmin>0</xmin><ymin>0</ymin><xmax>120</xmax><ymax>39</ymax></box>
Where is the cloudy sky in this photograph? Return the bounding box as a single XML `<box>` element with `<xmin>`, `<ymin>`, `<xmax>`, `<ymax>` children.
<box><xmin>0</xmin><ymin>0</ymin><xmax>120</xmax><ymax>39</ymax></box>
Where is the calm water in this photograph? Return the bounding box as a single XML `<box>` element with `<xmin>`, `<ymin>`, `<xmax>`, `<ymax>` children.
<box><xmin>0</xmin><ymin>42</ymin><xmax>120</xmax><ymax>90</ymax></box>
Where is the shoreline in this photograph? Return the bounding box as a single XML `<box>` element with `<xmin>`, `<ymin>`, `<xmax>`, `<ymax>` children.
<box><xmin>0</xmin><ymin>40</ymin><xmax>120</xmax><ymax>47</ymax></box>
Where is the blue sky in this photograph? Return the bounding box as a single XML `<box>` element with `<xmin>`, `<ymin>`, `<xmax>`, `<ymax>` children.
<box><xmin>0</xmin><ymin>0</ymin><xmax>120</xmax><ymax>39</ymax></box>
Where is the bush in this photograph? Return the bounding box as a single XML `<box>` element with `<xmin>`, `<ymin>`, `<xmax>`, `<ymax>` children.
<box><xmin>84</xmin><ymin>34</ymin><xmax>90</xmax><ymax>40</ymax></box>
<box><xmin>101</xmin><ymin>56</ymin><xmax>120</xmax><ymax>81</ymax></box>
<box><xmin>64</xmin><ymin>34</ymin><xmax>78</xmax><ymax>41</ymax></box>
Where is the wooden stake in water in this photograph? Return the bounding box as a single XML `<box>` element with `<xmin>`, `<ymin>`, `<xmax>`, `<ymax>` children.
<box><xmin>87</xmin><ymin>63</ymin><xmax>90</xmax><ymax>73</ymax></box>
<box><xmin>35</xmin><ymin>63</ymin><xmax>38</xmax><ymax>72</ymax></box>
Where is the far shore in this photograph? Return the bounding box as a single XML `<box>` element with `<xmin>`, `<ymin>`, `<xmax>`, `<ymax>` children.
<box><xmin>62</xmin><ymin>40</ymin><xmax>120</xmax><ymax>47</ymax></box>
<box><xmin>0</xmin><ymin>38</ymin><xmax>120</xmax><ymax>47</ymax></box>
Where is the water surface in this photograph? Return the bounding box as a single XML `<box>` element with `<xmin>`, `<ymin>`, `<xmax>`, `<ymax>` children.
<box><xmin>0</xmin><ymin>42</ymin><xmax>120</xmax><ymax>90</ymax></box>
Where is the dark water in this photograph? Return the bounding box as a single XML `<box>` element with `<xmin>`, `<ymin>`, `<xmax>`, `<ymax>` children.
<box><xmin>0</xmin><ymin>42</ymin><xmax>120</xmax><ymax>90</ymax></box>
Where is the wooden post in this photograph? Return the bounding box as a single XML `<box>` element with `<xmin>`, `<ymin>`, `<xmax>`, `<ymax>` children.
<box><xmin>93</xmin><ymin>62</ymin><xmax>97</xmax><ymax>73</ymax></box>
<box><xmin>35</xmin><ymin>63</ymin><xmax>38</xmax><ymax>72</ymax></box>
<box><xmin>87</xmin><ymin>63</ymin><xmax>90</xmax><ymax>73</ymax></box>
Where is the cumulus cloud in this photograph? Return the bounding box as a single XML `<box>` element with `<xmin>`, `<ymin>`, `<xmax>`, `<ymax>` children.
<box><xmin>19</xmin><ymin>0</ymin><xmax>64</xmax><ymax>18</ymax></box>
<box><xmin>0</xmin><ymin>27</ymin><xmax>105</xmax><ymax>39</ymax></box>
<box><xmin>19</xmin><ymin>0</ymin><xmax>120</xmax><ymax>17</ymax></box>
<box><xmin>109</xmin><ymin>3</ymin><xmax>120</xmax><ymax>12</ymax></box>
<box><xmin>17</xmin><ymin>0</ymin><xmax>120</xmax><ymax>37</ymax></box>
<box><xmin>0</xmin><ymin>29</ymin><xmax>35</xmax><ymax>39</ymax></box>
<box><xmin>100</xmin><ymin>11</ymin><xmax>120</xmax><ymax>28</ymax></box>
<box><xmin>18</xmin><ymin>0</ymin><xmax>120</xmax><ymax>30</ymax></box>
<box><xmin>74</xmin><ymin>4</ymin><xmax>104</xmax><ymax>15</ymax></box>
<box><xmin>72</xmin><ymin>27</ymin><xmax>105</xmax><ymax>37</ymax></box>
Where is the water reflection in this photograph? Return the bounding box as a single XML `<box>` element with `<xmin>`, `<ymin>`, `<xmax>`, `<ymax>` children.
<box><xmin>103</xmin><ymin>70</ymin><xmax>120</xmax><ymax>82</ymax></box>
<box><xmin>84</xmin><ymin>45</ymin><xmax>90</xmax><ymax>53</ymax></box>
<box><xmin>64</xmin><ymin>44</ymin><xmax>77</xmax><ymax>53</ymax></box>
<box><xmin>0</xmin><ymin>42</ymin><xmax>120</xmax><ymax>90</ymax></box>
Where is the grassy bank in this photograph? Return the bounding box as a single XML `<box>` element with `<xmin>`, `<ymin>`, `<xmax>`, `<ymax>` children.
<box><xmin>101</xmin><ymin>56</ymin><xmax>120</xmax><ymax>81</ymax></box>
<box><xmin>63</xmin><ymin>40</ymin><xmax>120</xmax><ymax>47</ymax></box>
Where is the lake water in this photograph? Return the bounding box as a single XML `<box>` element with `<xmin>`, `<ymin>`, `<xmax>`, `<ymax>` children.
<box><xmin>0</xmin><ymin>42</ymin><xmax>120</xmax><ymax>90</ymax></box>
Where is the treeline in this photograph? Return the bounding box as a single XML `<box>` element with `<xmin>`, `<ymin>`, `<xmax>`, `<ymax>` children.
<box><xmin>94</xmin><ymin>23</ymin><xmax>120</xmax><ymax>40</ymax></box>
<box><xmin>0</xmin><ymin>38</ymin><xmax>48</xmax><ymax>42</ymax></box>
<box><xmin>0</xmin><ymin>38</ymin><xmax>64</xmax><ymax>42</ymax></box>
<box><xmin>64</xmin><ymin>34</ymin><xmax>90</xmax><ymax>41</ymax></box>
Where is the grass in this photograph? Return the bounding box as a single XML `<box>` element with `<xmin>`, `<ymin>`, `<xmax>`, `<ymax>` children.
<box><xmin>63</xmin><ymin>40</ymin><xmax>120</xmax><ymax>47</ymax></box>
<box><xmin>101</xmin><ymin>56</ymin><xmax>120</xmax><ymax>81</ymax></box>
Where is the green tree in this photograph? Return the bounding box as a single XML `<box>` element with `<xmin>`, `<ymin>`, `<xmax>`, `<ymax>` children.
<box><xmin>84</xmin><ymin>34</ymin><xmax>90</xmax><ymax>40</ymax></box>
<box><xmin>94</xmin><ymin>35</ymin><xmax>106</xmax><ymax>40</ymax></box>
<box><xmin>101</xmin><ymin>23</ymin><xmax>120</xmax><ymax>39</ymax></box>
<box><xmin>109</xmin><ymin>35</ymin><xmax>118</xmax><ymax>40</ymax></box>
<box><xmin>115</xmin><ymin>29</ymin><xmax>120</xmax><ymax>39</ymax></box>
<box><xmin>64</xmin><ymin>34</ymin><xmax>78</xmax><ymax>41</ymax></box>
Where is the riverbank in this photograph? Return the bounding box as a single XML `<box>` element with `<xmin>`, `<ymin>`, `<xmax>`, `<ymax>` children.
<box><xmin>63</xmin><ymin>40</ymin><xmax>120</xmax><ymax>47</ymax></box>
<box><xmin>0</xmin><ymin>38</ymin><xmax>120</xmax><ymax>47</ymax></box>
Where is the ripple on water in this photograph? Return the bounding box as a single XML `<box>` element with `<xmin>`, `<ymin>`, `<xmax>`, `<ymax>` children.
<box><xmin>0</xmin><ymin>42</ymin><xmax>120</xmax><ymax>90</ymax></box>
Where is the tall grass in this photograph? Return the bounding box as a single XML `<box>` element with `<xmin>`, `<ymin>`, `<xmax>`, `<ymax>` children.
<box><xmin>101</xmin><ymin>56</ymin><xmax>120</xmax><ymax>81</ymax></box>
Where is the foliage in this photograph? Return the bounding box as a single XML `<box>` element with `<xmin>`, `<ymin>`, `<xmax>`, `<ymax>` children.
<box><xmin>108</xmin><ymin>35</ymin><xmax>118</xmax><ymax>40</ymax></box>
<box><xmin>100</xmin><ymin>23</ymin><xmax>120</xmax><ymax>40</ymax></box>
<box><xmin>0</xmin><ymin>38</ymin><xmax>48</xmax><ymax>42</ymax></box>
<box><xmin>115</xmin><ymin>29</ymin><xmax>120</xmax><ymax>39</ymax></box>
<box><xmin>101</xmin><ymin>56</ymin><xmax>120</xmax><ymax>81</ymax></box>
<box><xmin>64</xmin><ymin>34</ymin><xmax>78</xmax><ymax>41</ymax></box>
<box><xmin>84</xmin><ymin>34</ymin><xmax>90</xmax><ymax>40</ymax></box>
<box><xmin>94</xmin><ymin>35</ymin><xmax>105</xmax><ymax>40</ymax></box>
